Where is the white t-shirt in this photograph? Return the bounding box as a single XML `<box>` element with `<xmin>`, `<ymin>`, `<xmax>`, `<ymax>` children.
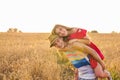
<box><xmin>78</xmin><ymin>57</ymin><xmax>96</xmax><ymax>79</ymax></box>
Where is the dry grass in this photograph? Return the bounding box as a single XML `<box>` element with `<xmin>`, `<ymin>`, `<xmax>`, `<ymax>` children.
<box><xmin>0</xmin><ymin>32</ymin><xmax>120</xmax><ymax>80</ymax></box>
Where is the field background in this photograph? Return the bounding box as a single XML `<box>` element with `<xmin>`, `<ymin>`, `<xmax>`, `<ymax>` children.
<box><xmin>0</xmin><ymin>32</ymin><xmax>120</xmax><ymax>80</ymax></box>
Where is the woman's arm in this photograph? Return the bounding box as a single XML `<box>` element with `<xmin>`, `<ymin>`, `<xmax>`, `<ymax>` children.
<box><xmin>71</xmin><ymin>41</ymin><xmax>105</xmax><ymax>69</ymax></box>
<box><xmin>69</xmin><ymin>39</ymin><xmax>90</xmax><ymax>45</ymax></box>
<box><xmin>77</xmin><ymin>39</ymin><xmax>90</xmax><ymax>45</ymax></box>
<box><xmin>84</xmin><ymin>34</ymin><xmax>91</xmax><ymax>40</ymax></box>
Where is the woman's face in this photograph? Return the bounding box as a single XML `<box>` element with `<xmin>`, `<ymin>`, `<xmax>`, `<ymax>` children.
<box><xmin>53</xmin><ymin>38</ymin><xmax>65</xmax><ymax>49</ymax></box>
<box><xmin>55</xmin><ymin>27</ymin><xmax>68</xmax><ymax>37</ymax></box>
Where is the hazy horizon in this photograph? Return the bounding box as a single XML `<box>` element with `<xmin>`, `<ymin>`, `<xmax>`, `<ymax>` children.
<box><xmin>0</xmin><ymin>27</ymin><xmax>119</xmax><ymax>33</ymax></box>
<box><xmin>0</xmin><ymin>0</ymin><xmax>120</xmax><ymax>33</ymax></box>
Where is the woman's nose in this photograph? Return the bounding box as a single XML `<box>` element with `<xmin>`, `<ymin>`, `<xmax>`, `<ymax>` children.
<box><xmin>60</xmin><ymin>31</ymin><xmax>64</xmax><ymax>35</ymax></box>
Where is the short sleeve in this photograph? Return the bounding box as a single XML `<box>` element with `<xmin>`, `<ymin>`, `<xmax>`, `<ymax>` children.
<box><xmin>68</xmin><ymin>28</ymin><xmax>87</xmax><ymax>40</ymax></box>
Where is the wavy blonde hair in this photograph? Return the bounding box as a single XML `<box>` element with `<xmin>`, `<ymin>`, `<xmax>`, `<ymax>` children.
<box><xmin>51</xmin><ymin>24</ymin><xmax>73</xmax><ymax>35</ymax></box>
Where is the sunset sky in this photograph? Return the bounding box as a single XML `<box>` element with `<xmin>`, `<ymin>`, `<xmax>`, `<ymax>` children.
<box><xmin>0</xmin><ymin>0</ymin><xmax>120</xmax><ymax>33</ymax></box>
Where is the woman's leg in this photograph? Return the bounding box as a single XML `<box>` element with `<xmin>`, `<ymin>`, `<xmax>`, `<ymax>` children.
<box><xmin>89</xmin><ymin>56</ymin><xmax>112</xmax><ymax>80</ymax></box>
<box><xmin>94</xmin><ymin>63</ymin><xmax>109</xmax><ymax>78</ymax></box>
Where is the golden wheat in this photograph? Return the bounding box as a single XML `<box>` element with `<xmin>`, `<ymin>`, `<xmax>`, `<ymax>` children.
<box><xmin>0</xmin><ymin>32</ymin><xmax>120</xmax><ymax>80</ymax></box>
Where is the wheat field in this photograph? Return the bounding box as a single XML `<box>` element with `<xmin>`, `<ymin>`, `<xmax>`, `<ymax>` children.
<box><xmin>0</xmin><ymin>32</ymin><xmax>120</xmax><ymax>80</ymax></box>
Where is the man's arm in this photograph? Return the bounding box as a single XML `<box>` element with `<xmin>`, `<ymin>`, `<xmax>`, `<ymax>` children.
<box><xmin>71</xmin><ymin>41</ymin><xmax>105</xmax><ymax>69</ymax></box>
<box><xmin>74</xmin><ymin>68</ymin><xmax>78</xmax><ymax>80</ymax></box>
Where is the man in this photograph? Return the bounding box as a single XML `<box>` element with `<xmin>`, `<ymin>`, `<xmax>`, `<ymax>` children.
<box><xmin>48</xmin><ymin>34</ymin><xmax>99</xmax><ymax>80</ymax></box>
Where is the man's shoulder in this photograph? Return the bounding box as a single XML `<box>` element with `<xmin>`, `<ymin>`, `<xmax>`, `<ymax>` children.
<box><xmin>68</xmin><ymin>39</ymin><xmax>84</xmax><ymax>45</ymax></box>
<box><xmin>68</xmin><ymin>39</ymin><xmax>78</xmax><ymax>44</ymax></box>
<box><xmin>68</xmin><ymin>39</ymin><xmax>87</xmax><ymax>50</ymax></box>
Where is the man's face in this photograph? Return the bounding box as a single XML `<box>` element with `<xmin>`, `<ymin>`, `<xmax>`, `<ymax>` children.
<box><xmin>53</xmin><ymin>38</ymin><xmax>65</xmax><ymax>49</ymax></box>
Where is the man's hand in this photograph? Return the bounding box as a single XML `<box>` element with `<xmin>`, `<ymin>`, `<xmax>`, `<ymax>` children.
<box><xmin>74</xmin><ymin>69</ymin><xmax>78</xmax><ymax>80</ymax></box>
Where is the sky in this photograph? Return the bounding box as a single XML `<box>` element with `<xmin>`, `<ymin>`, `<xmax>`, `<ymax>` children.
<box><xmin>0</xmin><ymin>0</ymin><xmax>120</xmax><ymax>33</ymax></box>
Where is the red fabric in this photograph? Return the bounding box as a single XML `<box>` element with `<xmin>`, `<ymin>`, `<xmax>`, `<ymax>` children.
<box><xmin>89</xmin><ymin>56</ymin><xmax>98</xmax><ymax>69</ymax></box>
<box><xmin>89</xmin><ymin>42</ymin><xmax>104</xmax><ymax>60</ymax></box>
<box><xmin>68</xmin><ymin>28</ymin><xmax>104</xmax><ymax>60</ymax></box>
<box><xmin>89</xmin><ymin>42</ymin><xmax>104</xmax><ymax>69</ymax></box>
<box><xmin>68</xmin><ymin>28</ymin><xmax>87</xmax><ymax>40</ymax></box>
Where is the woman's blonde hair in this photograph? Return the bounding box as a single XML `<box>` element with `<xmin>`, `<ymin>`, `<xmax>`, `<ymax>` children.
<box><xmin>51</xmin><ymin>24</ymin><xmax>73</xmax><ymax>35</ymax></box>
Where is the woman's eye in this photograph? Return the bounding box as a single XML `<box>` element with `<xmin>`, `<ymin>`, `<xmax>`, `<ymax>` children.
<box><xmin>59</xmin><ymin>28</ymin><xmax>62</xmax><ymax>31</ymax></box>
